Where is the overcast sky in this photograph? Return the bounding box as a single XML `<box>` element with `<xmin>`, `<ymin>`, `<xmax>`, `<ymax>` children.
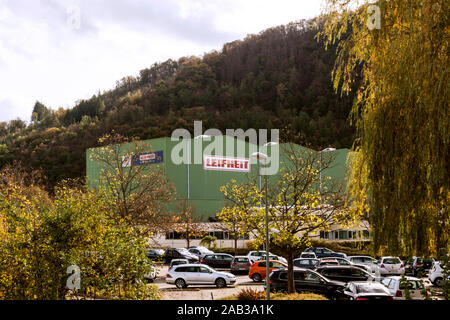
<box><xmin>0</xmin><ymin>0</ymin><xmax>325</xmax><ymax>123</ymax></box>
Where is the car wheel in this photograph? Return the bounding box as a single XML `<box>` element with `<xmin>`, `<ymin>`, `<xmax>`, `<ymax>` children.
<box><xmin>434</xmin><ymin>277</ymin><xmax>444</xmax><ymax>287</ymax></box>
<box><xmin>251</xmin><ymin>273</ymin><xmax>262</xmax><ymax>282</ymax></box>
<box><xmin>215</xmin><ymin>278</ymin><xmax>227</xmax><ymax>288</ymax></box>
<box><xmin>175</xmin><ymin>278</ymin><xmax>187</xmax><ymax>289</ymax></box>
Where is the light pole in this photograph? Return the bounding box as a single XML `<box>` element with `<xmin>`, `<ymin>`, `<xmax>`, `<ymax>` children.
<box><xmin>319</xmin><ymin>148</ymin><xmax>336</xmax><ymax>203</ymax></box>
<box><xmin>251</xmin><ymin>151</ymin><xmax>270</xmax><ymax>301</ymax></box>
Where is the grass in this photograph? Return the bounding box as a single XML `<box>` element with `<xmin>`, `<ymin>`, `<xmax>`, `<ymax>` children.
<box><xmin>219</xmin><ymin>288</ymin><xmax>328</xmax><ymax>301</ymax></box>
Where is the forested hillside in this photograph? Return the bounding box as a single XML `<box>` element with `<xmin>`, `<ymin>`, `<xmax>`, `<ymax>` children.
<box><xmin>0</xmin><ymin>19</ymin><xmax>355</xmax><ymax>190</ymax></box>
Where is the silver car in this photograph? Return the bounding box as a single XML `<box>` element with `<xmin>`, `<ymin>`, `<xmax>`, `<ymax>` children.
<box><xmin>378</xmin><ymin>257</ymin><xmax>405</xmax><ymax>276</ymax></box>
<box><xmin>347</xmin><ymin>256</ymin><xmax>380</xmax><ymax>274</ymax></box>
<box><xmin>166</xmin><ymin>264</ymin><xmax>236</xmax><ymax>289</ymax></box>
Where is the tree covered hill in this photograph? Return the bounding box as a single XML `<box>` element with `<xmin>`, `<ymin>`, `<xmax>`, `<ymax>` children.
<box><xmin>0</xmin><ymin>18</ymin><xmax>355</xmax><ymax>190</ymax></box>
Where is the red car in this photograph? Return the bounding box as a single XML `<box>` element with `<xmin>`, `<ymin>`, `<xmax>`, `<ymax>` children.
<box><xmin>249</xmin><ymin>260</ymin><xmax>287</xmax><ymax>282</ymax></box>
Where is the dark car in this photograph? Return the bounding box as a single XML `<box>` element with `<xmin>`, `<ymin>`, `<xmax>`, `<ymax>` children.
<box><xmin>342</xmin><ymin>281</ymin><xmax>394</xmax><ymax>300</ymax></box>
<box><xmin>315</xmin><ymin>266</ymin><xmax>375</xmax><ymax>283</ymax></box>
<box><xmin>146</xmin><ymin>249</ymin><xmax>164</xmax><ymax>260</ymax></box>
<box><xmin>163</xmin><ymin>248</ymin><xmax>199</xmax><ymax>264</ymax></box>
<box><xmin>201</xmin><ymin>253</ymin><xmax>234</xmax><ymax>269</ymax></box>
<box><xmin>305</xmin><ymin>247</ymin><xmax>346</xmax><ymax>258</ymax></box>
<box><xmin>293</xmin><ymin>258</ymin><xmax>319</xmax><ymax>269</ymax></box>
<box><xmin>267</xmin><ymin>268</ymin><xmax>346</xmax><ymax>300</ymax></box>
<box><xmin>405</xmin><ymin>257</ymin><xmax>435</xmax><ymax>276</ymax></box>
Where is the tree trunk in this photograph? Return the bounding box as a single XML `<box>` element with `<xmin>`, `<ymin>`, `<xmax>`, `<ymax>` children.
<box><xmin>234</xmin><ymin>236</ymin><xmax>238</xmax><ymax>256</ymax></box>
<box><xmin>287</xmin><ymin>252</ymin><xmax>295</xmax><ymax>294</ymax></box>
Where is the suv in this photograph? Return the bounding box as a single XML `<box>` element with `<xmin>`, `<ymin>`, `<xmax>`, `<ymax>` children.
<box><xmin>163</xmin><ymin>248</ymin><xmax>199</xmax><ymax>264</ymax></box>
<box><xmin>267</xmin><ymin>268</ymin><xmax>345</xmax><ymax>299</ymax></box>
<box><xmin>315</xmin><ymin>265</ymin><xmax>376</xmax><ymax>283</ymax></box>
<box><xmin>166</xmin><ymin>264</ymin><xmax>236</xmax><ymax>289</ymax></box>
<box><xmin>404</xmin><ymin>257</ymin><xmax>435</xmax><ymax>276</ymax></box>
<box><xmin>305</xmin><ymin>247</ymin><xmax>347</xmax><ymax>258</ymax></box>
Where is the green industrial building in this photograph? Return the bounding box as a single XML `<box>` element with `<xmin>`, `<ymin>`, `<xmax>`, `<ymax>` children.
<box><xmin>86</xmin><ymin>135</ymin><xmax>350</xmax><ymax>221</ymax></box>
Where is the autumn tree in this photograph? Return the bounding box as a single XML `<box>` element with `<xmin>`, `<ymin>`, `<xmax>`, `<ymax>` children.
<box><xmin>320</xmin><ymin>0</ymin><xmax>449</xmax><ymax>256</ymax></box>
<box><xmin>218</xmin><ymin>179</ymin><xmax>265</xmax><ymax>255</ymax></box>
<box><xmin>220</xmin><ymin>145</ymin><xmax>358</xmax><ymax>293</ymax></box>
<box><xmin>89</xmin><ymin>132</ymin><xmax>176</xmax><ymax>231</ymax></box>
<box><xmin>173</xmin><ymin>200</ymin><xmax>205</xmax><ymax>248</ymax></box>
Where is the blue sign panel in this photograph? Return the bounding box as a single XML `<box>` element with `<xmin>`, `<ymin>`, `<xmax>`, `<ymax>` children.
<box><xmin>122</xmin><ymin>151</ymin><xmax>164</xmax><ymax>167</ymax></box>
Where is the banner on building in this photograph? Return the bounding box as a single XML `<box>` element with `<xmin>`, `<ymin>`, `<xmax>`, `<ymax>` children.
<box><xmin>204</xmin><ymin>155</ymin><xmax>250</xmax><ymax>172</ymax></box>
<box><xmin>122</xmin><ymin>151</ymin><xmax>164</xmax><ymax>167</ymax></box>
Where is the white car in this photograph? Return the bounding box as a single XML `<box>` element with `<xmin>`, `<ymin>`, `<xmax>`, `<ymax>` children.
<box><xmin>165</xmin><ymin>264</ymin><xmax>236</xmax><ymax>289</ymax></box>
<box><xmin>299</xmin><ymin>251</ymin><xmax>317</xmax><ymax>259</ymax></box>
<box><xmin>246</xmin><ymin>251</ymin><xmax>275</xmax><ymax>262</ymax></box>
<box><xmin>381</xmin><ymin>276</ymin><xmax>427</xmax><ymax>300</ymax></box>
<box><xmin>348</xmin><ymin>256</ymin><xmax>380</xmax><ymax>274</ymax></box>
<box><xmin>188</xmin><ymin>247</ymin><xmax>214</xmax><ymax>259</ymax></box>
<box><xmin>378</xmin><ymin>256</ymin><xmax>405</xmax><ymax>276</ymax></box>
<box><xmin>428</xmin><ymin>261</ymin><xmax>448</xmax><ymax>287</ymax></box>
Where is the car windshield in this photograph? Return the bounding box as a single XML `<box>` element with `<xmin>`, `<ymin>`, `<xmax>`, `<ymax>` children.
<box><xmin>178</xmin><ymin>248</ymin><xmax>190</xmax><ymax>254</ymax></box>
<box><xmin>383</xmin><ymin>258</ymin><xmax>401</xmax><ymax>264</ymax></box>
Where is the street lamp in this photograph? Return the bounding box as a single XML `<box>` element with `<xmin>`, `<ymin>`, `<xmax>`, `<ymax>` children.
<box><xmin>319</xmin><ymin>148</ymin><xmax>336</xmax><ymax>203</ymax></box>
<box><xmin>251</xmin><ymin>151</ymin><xmax>270</xmax><ymax>301</ymax></box>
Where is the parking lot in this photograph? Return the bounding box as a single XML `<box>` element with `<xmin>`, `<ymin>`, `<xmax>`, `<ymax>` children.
<box><xmin>152</xmin><ymin>265</ymin><xmax>262</xmax><ymax>300</ymax></box>
<box><xmin>151</xmin><ymin>264</ymin><xmax>444</xmax><ymax>300</ymax></box>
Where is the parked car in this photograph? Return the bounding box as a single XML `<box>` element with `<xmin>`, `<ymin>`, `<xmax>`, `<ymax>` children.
<box><xmin>298</xmin><ymin>251</ymin><xmax>317</xmax><ymax>259</ymax></box>
<box><xmin>165</xmin><ymin>264</ymin><xmax>236</xmax><ymax>289</ymax></box>
<box><xmin>268</xmin><ymin>255</ymin><xmax>288</xmax><ymax>264</ymax></box>
<box><xmin>381</xmin><ymin>276</ymin><xmax>428</xmax><ymax>300</ymax></box>
<box><xmin>169</xmin><ymin>259</ymin><xmax>189</xmax><ymax>270</ymax></box>
<box><xmin>163</xmin><ymin>248</ymin><xmax>199</xmax><ymax>264</ymax></box>
<box><xmin>246</xmin><ymin>251</ymin><xmax>276</xmax><ymax>262</ymax></box>
<box><xmin>230</xmin><ymin>256</ymin><xmax>253</xmax><ymax>274</ymax></box>
<box><xmin>267</xmin><ymin>268</ymin><xmax>346</xmax><ymax>300</ymax></box>
<box><xmin>304</xmin><ymin>247</ymin><xmax>347</xmax><ymax>258</ymax></box>
<box><xmin>188</xmin><ymin>247</ymin><xmax>214</xmax><ymax>259</ymax></box>
<box><xmin>315</xmin><ymin>265</ymin><xmax>376</xmax><ymax>283</ymax></box>
<box><xmin>249</xmin><ymin>260</ymin><xmax>287</xmax><ymax>282</ymax></box>
<box><xmin>342</xmin><ymin>281</ymin><xmax>394</xmax><ymax>300</ymax></box>
<box><xmin>317</xmin><ymin>259</ymin><xmax>340</xmax><ymax>267</ymax></box>
<box><xmin>146</xmin><ymin>249</ymin><xmax>165</xmax><ymax>260</ymax></box>
<box><xmin>318</xmin><ymin>257</ymin><xmax>373</xmax><ymax>273</ymax></box>
<box><xmin>348</xmin><ymin>256</ymin><xmax>380</xmax><ymax>274</ymax></box>
<box><xmin>428</xmin><ymin>261</ymin><xmax>449</xmax><ymax>287</ymax></box>
<box><xmin>378</xmin><ymin>257</ymin><xmax>405</xmax><ymax>276</ymax></box>
<box><xmin>201</xmin><ymin>253</ymin><xmax>234</xmax><ymax>269</ymax></box>
<box><xmin>293</xmin><ymin>258</ymin><xmax>319</xmax><ymax>269</ymax></box>
<box><xmin>404</xmin><ymin>257</ymin><xmax>435</xmax><ymax>276</ymax></box>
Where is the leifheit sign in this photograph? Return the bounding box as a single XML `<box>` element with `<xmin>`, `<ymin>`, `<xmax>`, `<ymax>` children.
<box><xmin>204</xmin><ymin>155</ymin><xmax>250</xmax><ymax>172</ymax></box>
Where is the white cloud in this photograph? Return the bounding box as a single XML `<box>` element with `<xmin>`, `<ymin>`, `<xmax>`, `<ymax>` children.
<box><xmin>0</xmin><ymin>0</ymin><xmax>324</xmax><ymax>123</ymax></box>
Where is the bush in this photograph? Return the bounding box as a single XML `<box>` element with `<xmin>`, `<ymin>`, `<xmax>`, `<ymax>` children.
<box><xmin>0</xmin><ymin>170</ymin><xmax>158</xmax><ymax>300</ymax></box>
<box><xmin>236</xmin><ymin>288</ymin><xmax>265</xmax><ymax>300</ymax></box>
<box><xmin>271</xmin><ymin>292</ymin><xmax>328</xmax><ymax>300</ymax></box>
